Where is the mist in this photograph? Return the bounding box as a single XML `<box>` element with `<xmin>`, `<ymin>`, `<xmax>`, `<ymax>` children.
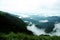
<box><xmin>27</xmin><ymin>22</ymin><xmax>60</xmax><ymax>36</ymax></box>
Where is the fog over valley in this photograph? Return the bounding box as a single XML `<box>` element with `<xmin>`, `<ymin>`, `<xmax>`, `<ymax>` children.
<box><xmin>0</xmin><ymin>0</ymin><xmax>60</xmax><ymax>36</ymax></box>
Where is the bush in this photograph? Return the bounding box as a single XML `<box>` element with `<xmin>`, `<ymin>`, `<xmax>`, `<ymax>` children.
<box><xmin>0</xmin><ymin>32</ymin><xmax>60</xmax><ymax>40</ymax></box>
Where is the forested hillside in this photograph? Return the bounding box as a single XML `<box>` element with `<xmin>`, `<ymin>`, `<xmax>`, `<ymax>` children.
<box><xmin>0</xmin><ymin>11</ymin><xmax>60</xmax><ymax>40</ymax></box>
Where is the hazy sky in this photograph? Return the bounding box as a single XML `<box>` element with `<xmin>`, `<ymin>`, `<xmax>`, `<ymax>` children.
<box><xmin>0</xmin><ymin>0</ymin><xmax>60</xmax><ymax>16</ymax></box>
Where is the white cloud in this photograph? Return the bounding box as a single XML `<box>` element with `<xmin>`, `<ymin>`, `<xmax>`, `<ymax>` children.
<box><xmin>27</xmin><ymin>22</ymin><xmax>60</xmax><ymax>36</ymax></box>
<box><xmin>39</xmin><ymin>20</ymin><xmax>48</xmax><ymax>22</ymax></box>
<box><xmin>0</xmin><ymin>0</ymin><xmax>60</xmax><ymax>16</ymax></box>
<box><xmin>52</xmin><ymin>23</ymin><xmax>60</xmax><ymax>36</ymax></box>
<box><xmin>27</xmin><ymin>23</ymin><xmax>46</xmax><ymax>36</ymax></box>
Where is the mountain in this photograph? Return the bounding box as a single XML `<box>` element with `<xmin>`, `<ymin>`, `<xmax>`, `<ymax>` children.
<box><xmin>0</xmin><ymin>11</ymin><xmax>60</xmax><ymax>34</ymax></box>
<box><xmin>0</xmin><ymin>11</ymin><xmax>32</xmax><ymax>34</ymax></box>
<box><xmin>22</xmin><ymin>15</ymin><xmax>60</xmax><ymax>33</ymax></box>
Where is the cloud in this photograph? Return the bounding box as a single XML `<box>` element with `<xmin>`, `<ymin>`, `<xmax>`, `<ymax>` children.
<box><xmin>27</xmin><ymin>22</ymin><xmax>60</xmax><ymax>36</ymax></box>
<box><xmin>0</xmin><ymin>0</ymin><xmax>60</xmax><ymax>16</ymax></box>
<box><xmin>52</xmin><ymin>23</ymin><xmax>60</xmax><ymax>36</ymax></box>
<box><xmin>39</xmin><ymin>20</ymin><xmax>48</xmax><ymax>22</ymax></box>
<box><xmin>27</xmin><ymin>22</ymin><xmax>46</xmax><ymax>36</ymax></box>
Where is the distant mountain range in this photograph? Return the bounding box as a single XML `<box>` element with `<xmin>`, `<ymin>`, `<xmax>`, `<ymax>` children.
<box><xmin>22</xmin><ymin>15</ymin><xmax>60</xmax><ymax>24</ymax></box>
<box><xmin>21</xmin><ymin>15</ymin><xmax>60</xmax><ymax>33</ymax></box>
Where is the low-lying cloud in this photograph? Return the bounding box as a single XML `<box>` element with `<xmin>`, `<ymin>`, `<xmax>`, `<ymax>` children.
<box><xmin>27</xmin><ymin>22</ymin><xmax>60</xmax><ymax>36</ymax></box>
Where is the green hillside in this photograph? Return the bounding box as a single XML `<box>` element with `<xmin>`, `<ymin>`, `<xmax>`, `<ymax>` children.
<box><xmin>0</xmin><ymin>32</ymin><xmax>60</xmax><ymax>40</ymax></box>
<box><xmin>0</xmin><ymin>11</ymin><xmax>60</xmax><ymax>40</ymax></box>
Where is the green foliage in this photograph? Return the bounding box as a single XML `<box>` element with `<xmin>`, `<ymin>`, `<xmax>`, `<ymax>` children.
<box><xmin>0</xmin><ymin>32</ymin><xmax>60</xmax><ymax>40</ymax></box>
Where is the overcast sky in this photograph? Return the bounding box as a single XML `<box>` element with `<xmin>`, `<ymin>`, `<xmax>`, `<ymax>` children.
<box><xmin>0</xmin><ymin>0</ymin><xmax>60</xmax><ymax>16</ymax></box>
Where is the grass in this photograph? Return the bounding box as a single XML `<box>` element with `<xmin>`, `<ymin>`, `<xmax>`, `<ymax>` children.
<box><xmin>0</xmin><ymin>32</ymin><xmax>60</xmax><ymax>40</ymax></box>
